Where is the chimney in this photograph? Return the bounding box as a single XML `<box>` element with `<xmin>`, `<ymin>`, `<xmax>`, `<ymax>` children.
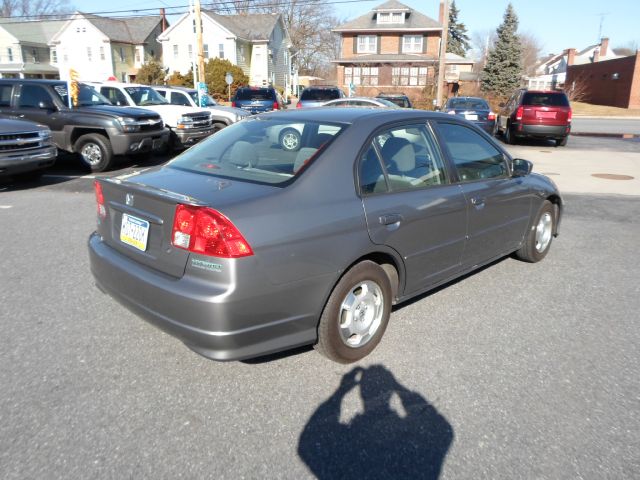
<box><xmin>161</xmin><ymin>8</ymin><xmax>166</xmax><ymax>32</ymax></box>
<box><xmin>565</xmin><ymin>48</ymin><xmax>576</xmax><ymax>66</ymax></box>
<box><xmin>593</xmin><ymin>46</ymin><xmax>600</xmax><ymax>63</ymax></box>
<box><xmin>439</xmin><ymin>1</ymin><xmax>445</xmax><ymax>24</ymax></box>
<box><xmin>600</xmin><ymin>37</ymin><xmax>609</xmax><ymax>57</ymax></box>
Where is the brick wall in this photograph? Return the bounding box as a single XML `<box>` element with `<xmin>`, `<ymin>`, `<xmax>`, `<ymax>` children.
<box><xmin>565</xmin><ymin>53</ymin><xmax>640</xmax><ymax>108</ymax></box>
<box><xmin>339</xmin><ymin>32</ymin><xmax>441</xmax><ymax>58</ymax></box>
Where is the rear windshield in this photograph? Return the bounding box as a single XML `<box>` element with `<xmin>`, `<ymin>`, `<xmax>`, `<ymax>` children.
<box><xmin>168</xmin><ymin>118</ymin><xmax>345</xmax><ymax>186</ymax></box>
<box><xmin>380</xmin><ymin>96</ymin><xmax>410</xmax><ymax>108</ymax></box>
<box><xmin>522</xmin><ymin>92</ymin><xmax>569</xmax><ymax>107</ymax></box>
<box><xmin>301</xmin><ymin>88</ymin><xmax>342</xmax><ymax>101</ymax></box>
<box><xmin>446</xmin><ymin>98</ymin><xmax>489</xmax><ymax>110</ymax></box>
<box><xmin>235</xmin><ymin>88</ymin><xmax>274</xmax><ymax>101</ymax></box>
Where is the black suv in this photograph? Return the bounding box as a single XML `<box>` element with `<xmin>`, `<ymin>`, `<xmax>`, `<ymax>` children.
<box><xmin>0</xmin><ymin>79</ymin><xmax>169</xmax><ymax>171</ymax></box>
<box><xmin>232</xmin><ymin>86</ymin><xmax>280</xmax><ymax>114</ymax></box>
<box><xmin>297</xmin><ymin>86</ymin><xmax>345</xmax><ymax>108</ymax></box>
<box><xmin>376</xmin><ymin>93</ymin><xmax>412</xmax><ymax>108</ymax></box>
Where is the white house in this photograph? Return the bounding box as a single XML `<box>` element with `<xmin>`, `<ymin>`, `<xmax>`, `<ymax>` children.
<box><xmin>0</xmin><ymin>20</ymin><xmax>61</xmax><ymax>79</ymax></box>
<box><xmin>526</xmin><ymin>37</ymin><xmax>621</xmax><ymax>90</ymax></box>
<box><xmin>157</xmin><ymin>11</ymin><xmax>291</xmax><ymax>90</ymax></box>
<box><xmin>48</xmin><ymin>12</ymin><xmax>165</xmax><ymax>82</ymax></box>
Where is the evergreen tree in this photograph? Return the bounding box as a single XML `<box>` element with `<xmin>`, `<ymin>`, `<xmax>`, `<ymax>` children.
<box><xmin>135</xmin><ymin>58</ymin><xmax>166</xmax><ymax>86</ymax></box>
<box><xmin>447</xmin><ymin>0</ymin><xmax>471</xmax><ymax>56</ymax></box>
<box><xmin>481</xmin><ymin>3</ymin><xmax>523</xmax><ymax>95</ymax></box>
<box><xmin>203</xmin><ymin>58</ymin><xmax>249</xmax><ymax>100</ymax></box>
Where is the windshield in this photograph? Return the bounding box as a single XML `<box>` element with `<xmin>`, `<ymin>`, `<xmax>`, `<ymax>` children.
<box><xmin>169</xmin><ymin>118</ymin><xmax>345</xmax><ymax>185</ymax></box>
<box><xmin>53</xmin><ymin>83</ymin><xmax>112</xmax><ymax>107</ymax></box>
<box><xmin>187</xmin><ymin>90</ymin><xmax>218</xmax><ymax>106</ymax></box>
<box><xmin>446</xmin><ymin>98</ymin><xmax>489</xmax><ymax>110</ymax></box>
<box><xmin>124</xmin><ymin>86</ymin><xmax>169</xmax><ymax>106</ymax></box>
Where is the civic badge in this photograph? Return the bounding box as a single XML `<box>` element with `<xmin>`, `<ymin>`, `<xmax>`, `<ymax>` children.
<box><xmin>125</xmin><ymin>193</ymin><xmax>134</xmax><ymax>206</ymax></box>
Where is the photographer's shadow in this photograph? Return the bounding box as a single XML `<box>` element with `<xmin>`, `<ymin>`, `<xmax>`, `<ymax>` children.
<box><xmin>298</xmin><ymin>365</ymin><xmax>453</xmax><ymax>480</ymax></box>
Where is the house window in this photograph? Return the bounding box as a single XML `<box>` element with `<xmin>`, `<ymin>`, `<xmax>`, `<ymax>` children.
<box><xmin>392</xmin><ymin>66</ymin><xmax>428</xmax><ymax>86</ymax></box>
<box><xmin>100</xmin><ymin>46</ymin><xmax>105</xmax><ymax>61</ymax></box>
<box><xmin>119</xmin><ymin>47</ymin><xmax>125</xmax><ymax>62</ymax></box>
<box><xmin>357</xmin><ymin>35</ymin><xmax>377</xmax><ymax>54</ymax></box>
<box><xmin>7</xmin><ymin>47</ymin><xmax>13</xmax><ymax>62</ymax></box>
<box><xmin>173</xmin><ymin>44</ymin><xmax>179</xmax><ymax>59</ymax></box>
<box><xmin>219</xmin><ymin>43</ymin><xmax>224</xmax><ymax>59</ymax></box>
<box><xmin>403</xmin><ymin>35</ymin><xmax>423</xmax><ymax>53</ymax></box>
<box><xmin>135</xmin><ymin>49</ymin><xmax>141</xmax><ymax>63</ymax></box>
<box><xmin>87</xmin><ymin>47</ymin><xmax>92</xmax><ymax>62</ymax></box>
<box><xmin>51</xmin><ymin>48</ymin><xmax>57</xmax><ymax>64</ymax></box>
<box><xmin>31</xmin><ymin>48</ymin><xmax>39</xmax><ymax>63</ymax></box>
<box><xmin>239</xmin><ymin>45</ymin><xmax>245</xmax><ymax>62</ymax></box>
<box><xmin>203</xmin><ymin>44</ymin><xmax>209</xmax><ymax>59</ymax></box>
<box><xmin>188</xmin><ymin>44</ymin><xmax>193</xmax><ymax>57</ymax></box>
<box><xmin>377</xmin><ymin>12</ymin><xmax>404</xmax><ymax>24</ymax></box>
<box><xmin>344</xmin><ymin>66</ymin><xmax>379</xmax><ymax>86</ymax></box>
<box><xmin>76</xmin><ymin>27</ymin><xmax>80</xmax><ymax>33</ymax></box>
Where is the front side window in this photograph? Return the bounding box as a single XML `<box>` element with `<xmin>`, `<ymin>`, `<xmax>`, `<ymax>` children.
<box><xmin>437</xmin><ymin>123</ymin><xmax>507</xmax><ymax>182</ymax></box>
<box><xmin>170</xmin><ymin>92</ymin><xmax>191</xmax><ymax>106</ymax></box>
<box><xmin>124</xmin><ymin>86</ymin><xmax>168</xmax><ymax>106</ymax></box>
<box><xmin>357</xmin><ymin>35</ymin><xmax>377</xmax><ymax>54</ymax></box>
<box><xmin>403</xmin><ymin>35</ymin><xmax>423</xmax><ymax>53</ymax></box>
<box><xmin>100</xmin><ymin>86</ymin><xmax>129</xmax><ymax>106</ymax></box>
<box><xmin>53</xmin><ymin>83</ymin><xmax>111</xmax><ymax>107</ymax></box>
<box><xmin>0</xmin><ymin>85</ymin><xmax>13</xmax><ymax>106</ymax></box>
<box><xmin>169</xmin><ymin>119</ymin><xmax>345</xmax><ymax>185</ymax></box>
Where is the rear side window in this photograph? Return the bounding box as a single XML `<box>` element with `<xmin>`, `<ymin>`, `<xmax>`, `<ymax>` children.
<box><xmin>170</xmin><ymin>92</ymin><xmax>191</xmax><ymax>106</ymax></box>
<box><xmin>301</xmin><ymin>88</ymin><xmax>342</xmax><ymax>101</ymax></box>
<box><xmin>0</xmin><ymin>85</ymin><xmax>12</xmax><ymax>106</ymax></box>
<box><xmin>235</xmin><ymin>88</ymin><xmax>274</xmax><ymax>101</ymax></box>
<box><xmin>18</xmin><ymin>85</ymin><xmax>51</xmax><ymax>108</ymax></box>
<box><xmin>437</xmin><ymin>123</ymin><xmax>507</xmax><ymax>182</ymax></box>
<box><xmin>522</xmin><ymin>92</ymin><xmax>569</xmax><ymax>107</ymax></box>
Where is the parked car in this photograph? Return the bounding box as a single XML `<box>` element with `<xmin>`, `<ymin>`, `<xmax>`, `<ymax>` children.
<box><xmin>323</xmin><ymin>97</ymin><xmax>400</xmax><ymax>108</ymax></box>
<box><xmin>444</xmin><ymin>96</ymin><xmax>496</xmax><ymax>134</ymax></box>
<box><xmin>232</xmin><ymin>86</ymin><xmax>280</xmax><ymax>114</ymax></box>
<box><xmin>496</xmin><ymin>89</ymin><xmax>572</xmax><ymax>146</ymax></box>
<box><xmin>376</xmin><ymin>92</ymin><xmax>413</xmax><ymax>108</ymax></box>
<box><xmin>0</xmin><ymin>117</ymin><xmax>57</xmax><ymax>179</ymax></box>
<box><xmin>95</xmin><ymin>82</ymin><xmax>214</xmax><ymax>150</ymax></box>
<box><xmin>153</xmin><ymin>85</ymin><xmax>249</xmax><ymax>132</ymax></box>
<box><xmin>89</xmin><ymin>108</ymin><xmax>562</xmax><ymax>364</ymax></box>
<box><xmin>296</xmin><ymin>85</ymin><xmax>345</xmax><ymax>108</ymax></box>
<box><xmin>0</xmin><ymin>79</ymin><xmax>168</xmax><ymax>172</ymax></box>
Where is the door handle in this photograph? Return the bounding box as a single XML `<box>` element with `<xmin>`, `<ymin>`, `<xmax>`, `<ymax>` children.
<box><xmin>470</xmin><ymin>197</ymin><xmax>485</xmax><ymax>207</ymax></box>
<box><xmin>379</xmin><ymin>213</ymin><xmax>402</xmax><ymax>225</ymax></box>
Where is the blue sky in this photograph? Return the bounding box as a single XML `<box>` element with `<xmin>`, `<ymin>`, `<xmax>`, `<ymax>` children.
<box><xmin>73</xmin><ymin>0</ymin><xmax>640</xmax><ymax>56</ymax></box>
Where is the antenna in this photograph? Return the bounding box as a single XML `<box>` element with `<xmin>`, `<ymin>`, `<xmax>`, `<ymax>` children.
<box><xmin>596</xmin><ymin>12</ymin><xmax>611</xmax><ymax>42</ymax></box>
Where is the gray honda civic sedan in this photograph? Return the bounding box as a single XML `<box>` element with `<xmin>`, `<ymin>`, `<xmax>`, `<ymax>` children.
<box><xmin>89</xmin><ymin>108</ymin><xmax>562</xmax><ymax>364</ymax></box>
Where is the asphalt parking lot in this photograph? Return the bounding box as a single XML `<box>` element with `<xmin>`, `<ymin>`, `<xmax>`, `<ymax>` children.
<box><xmin>1</xmin><ymin>135</ymin><xmax>639</xmax><ymax>479</ymax></box>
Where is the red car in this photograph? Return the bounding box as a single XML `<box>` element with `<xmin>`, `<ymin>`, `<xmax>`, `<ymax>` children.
<box><xmin>496</xmin><ymin>89</ymin><xmax>572</xmax><ymax>146</ymax></box>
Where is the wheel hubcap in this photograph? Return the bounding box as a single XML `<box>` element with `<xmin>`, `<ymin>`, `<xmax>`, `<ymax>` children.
<box><xmin>338</xmin><ymin>280</ymin><xmax>384</xmax><ymax>348</ymax></box>
<box><xmin>80</xmin><ymin>143</ymin><xmax>103</xmax><ymax>166</ymax></box>
<box><xmin>282</xmin><ymin>133</ymin><xmax>299</xmax><ymax>150</ymax></box>
<box><xmin>535</xmin><ymin>212</ymin><xmax>553</xmax><ymax>252</ymax></box>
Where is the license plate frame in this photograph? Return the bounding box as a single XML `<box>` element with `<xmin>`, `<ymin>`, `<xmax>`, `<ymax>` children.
<box><xmin>465</xmin><ymin>114</ymin><xmax>478</xmax><ymax>121</ymax></box>
<box><xmin>120</xmin><ymin>213</ymin><xmax>150</xmax><ymax>252</ymax></box>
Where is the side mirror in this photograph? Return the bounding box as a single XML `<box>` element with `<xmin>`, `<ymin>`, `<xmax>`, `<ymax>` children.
<box><xmin>498</xmin><ymin>102</ymin><xmax>505</xmax><ymax>108</ymax></box>
<box><xmin>512</xmin><ymin>158</ymin><xmax>533</xmax><ymax>177</ymax></box>
<box><xmin>38</xmin><ymin>101</ymin><xmax>56</xmax><ymax>111</ymax></box>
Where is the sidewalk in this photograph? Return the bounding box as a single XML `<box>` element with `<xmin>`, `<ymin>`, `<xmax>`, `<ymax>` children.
<box><xmin>505</xmin><ymin>145</ymin><xmax>640</xmax><ymax>196</ymax></box>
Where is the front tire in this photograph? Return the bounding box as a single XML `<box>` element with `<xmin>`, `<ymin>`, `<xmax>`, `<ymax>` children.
<box><xmin>212</xmin><ymin>122</ymin><xmax>226</xmax><ymax>134</ymax></box>
<box><xmin>515</xmin><ymin>200</ymin><xmax>555</xmax><ymax>263</ymax></box>
<box><xmin>315</xmin><ymin>261</ymin><xmax>392</xmax><ymax>363</ymax></box>
<box><xmin>76</xmin><ymin>133</ymin><xmax>113</xmax><ymax>172</ymax></box>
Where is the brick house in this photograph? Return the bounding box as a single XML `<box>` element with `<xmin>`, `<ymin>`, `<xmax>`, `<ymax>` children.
<box><xmin>332</xmin><ymin>0</ymin><xmax>470</xmax><ymax>97</ymax></box>
<box><xmin>565</xmin><ymin>51</ymin><xmax>640</xmax><ymax>109</ymax></box>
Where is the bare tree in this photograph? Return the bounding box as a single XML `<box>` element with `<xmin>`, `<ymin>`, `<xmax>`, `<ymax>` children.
<box><xmin>613</xmin><ymin>40</ymin><xmax>639</xmax><ymax>56</ymax></box>
<box><xmin>519</xmin><ymin>31</ymin><xmax>543</xmax><ymax>76</ymax></box>
<box><xmin>564</xmin><ymin>72</ymin><xmax>590</xmax><ymax>103</ymax></box>
<box><xmin>1</xmin><ymin>0</ymin><xmax>71</xmax><ymax>18</ymax></box>
<box><xmin>470</xmin><ymin>29</ymin><xmax>496</xmax><ymax>71</ymax></box>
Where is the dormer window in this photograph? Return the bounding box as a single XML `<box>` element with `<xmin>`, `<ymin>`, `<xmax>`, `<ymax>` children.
<box><xmin>377</xmin><ymin>11</ymin><xmax>404</xmax><ymax>24</ymax></box>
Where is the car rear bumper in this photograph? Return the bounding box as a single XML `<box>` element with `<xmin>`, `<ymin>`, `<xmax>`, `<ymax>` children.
<box><xmin>0</xmin><ymin>146</ymin><xmax>57</xmax><ymax>176</ymax></box>
<box><xmin>88</xmin><ymin>232</ymin><xmax>320</xmax><ymax>361</ymax></box>
<box><xmin>516</xmin><ymin>123</ymin><xmax>570</xmax><ymax>138</ymax></box>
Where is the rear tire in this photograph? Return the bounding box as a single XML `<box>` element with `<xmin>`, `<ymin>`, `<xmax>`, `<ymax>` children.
<box><xmin>76</xmin><ymin>133</ymin><xmax>113</xmax><ymax>172</ymax></box>
<box><xmin>315</xmin><ymin>261</ymin><xmax>392</xmax><ymax>364</ymax></box>
<box><xmin>212</xmin><ymin>122</ymin><xmax>226</xmax><ymax>134</ymax></box>
<box><xmin>515</xmin><ymin>200</ymin><xmax>555</xmax><ymax>263</ymax></box>
<box><xmin>556</xmin><ymin>136</ymin><xmax>568</xmax><ymax>147</ymax></box>
<box><xmin>504</xmin><ymin>123</ymin><xmax>516</xmax><ymax>145</ymax></box>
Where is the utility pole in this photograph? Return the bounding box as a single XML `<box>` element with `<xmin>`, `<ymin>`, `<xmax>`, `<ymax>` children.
<box><xmin>436</xmin><ymin>0</ymin><xmax>449</xmax><ymax>109</ymax></box>
<box><xmin>194</xmin><ymin>0</ymin><xmax>205</xmax><ymax>85</ymax></box>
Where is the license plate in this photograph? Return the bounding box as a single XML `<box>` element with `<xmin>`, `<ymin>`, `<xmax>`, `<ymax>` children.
<box><xmin>465</xmin><ymin>114</ymin><xmax>478</xmax><ymax>121</ymax></box>
<box><xmin>537</xmin><ymin>111</ymin><xmax>556</xmax><ymax>119</ymax></box>
<box><xmin>120</xmin><ymin>213</ymin><xmax>149</xmax><ymax>251</ymax></box>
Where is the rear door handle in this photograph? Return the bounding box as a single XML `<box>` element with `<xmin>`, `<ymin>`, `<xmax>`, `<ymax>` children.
<box><xmin>379</xmin><ymin>213</ymin><xmax>403</xmax><ymax>225</ymax></box>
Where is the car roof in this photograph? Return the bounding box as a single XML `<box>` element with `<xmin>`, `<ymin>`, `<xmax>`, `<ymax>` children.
<box><xmin>153</xmin><ymin>85</ymin><xmax>195</xmax><ymax>93</ymax></box>
<box><xmin>447</xmin><ymin>96</ymin><xmax>487</xmax><ymax>101</ymax></box>
<box><xmin>0</xmin><ymin>78</ymin><xmax>64</xmax><ymax>85</ymax></box>
<box><xmin>254</xmin><ymin>107</ymin><xmax>448</xmax><ymax>125</ymax></box>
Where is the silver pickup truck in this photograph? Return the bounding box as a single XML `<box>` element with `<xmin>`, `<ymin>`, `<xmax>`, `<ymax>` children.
<box><xmin>0</xmin><ymin>117</ymin><xmax>57</xmax><ymax>179</ymax></box>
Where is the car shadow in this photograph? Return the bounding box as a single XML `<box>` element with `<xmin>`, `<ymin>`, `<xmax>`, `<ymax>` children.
<box><xmin>241</xmin><ymin>345</ymin><xmax>314</xmax><ymax>364</ymax></box>
<box><xmin>298</xmin><ymin>365</ymin><xmax>453</xmax><ymax>479</ymax></box>
<box><xmin>495</xmin><ymin>134</ymin><xmax>557</xmax><ymax>148</ymax></box>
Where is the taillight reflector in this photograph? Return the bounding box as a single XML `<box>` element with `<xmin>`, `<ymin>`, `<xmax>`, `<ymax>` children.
<box><xmin>488</xmin><ymin>112</ymin><xmax>496</xmax><ymax>121</ymax></box>
<box><xmin>568</xmin><ymin>108</ymin><xmax>572</xmax><ymax>123</ymax></box>
<box><xmin>171</xmin><ymin>205</ymin><xmax>253</xmax><ymax>258</ymax></box>
<box><xmin>296</xmin><ymin>101</ymin><xmax>302</xmax><ymax>108</ymax></box>
<box><xmin>94</xmin><ymin>180</ymin><xmax>106</xmax><ymax>218</ymax></box>
<box><xmin>231</xmin><ymin>101</ymin><xmax>236</xmax><ymax>107</ymax></box>
<box><xmin>515</xmin><ymin>106</ymin><xmax>524</xmax><ymax>121</ymax></box>
<box><xmin>273</xmin><ymin>102</ymin><xmax>279</xmax><ymax>110</ymax></box>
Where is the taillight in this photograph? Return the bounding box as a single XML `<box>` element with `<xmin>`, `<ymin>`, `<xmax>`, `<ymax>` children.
<box><xmin>515</xmin><ymin>106</ymin><xmax>523</xmax><ymax>121</ymax></box>
<box><xmin>231</xmin><ymin>101</ymin><xmax>236</xmax><ymax>107</ymax></box>
<box><xmin>567</xmin><ymin>108</ymin><xmax>572</xmax><ymax>123</ymax></box>
<box><xmin>296</xmin><ymin>101</ymin><xmax>302</xmax><ymax>108</ymax></box>
<box><xmin>273</xmin><ymin>101</ymin><xmax>279</xmax><ymax>110</ymax></box>
<box><xmin>488</xmin><ymin>112</ymin><xmax>496</xmax><ymax>121</ymax></box>
<box><xmin>94</xmin><ymin>180</ymin><xmax>106</xmax><ymax>218</ymax></box>
<box><xmin>447</xmin><ymin>110</ymin><xmax>456</xmax><ymax>115</ymax></box>
<box><xmin>171</xmin><ymin>205</ymin><xmax>253</xmax><ymax>258</ymax></box>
